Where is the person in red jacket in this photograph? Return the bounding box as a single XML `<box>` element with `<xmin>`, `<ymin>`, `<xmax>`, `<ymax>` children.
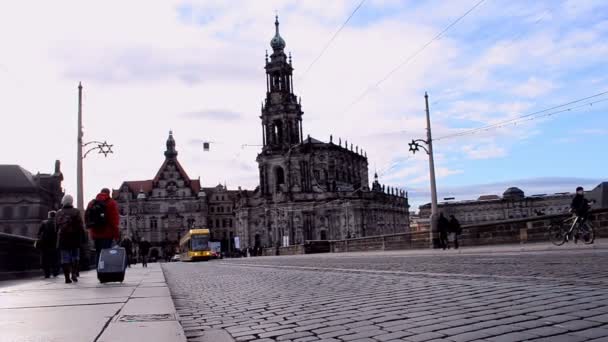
<box><xmin>85</xmin><ymin>188</ymin><xmax>120</xmax><ymax>264</ymax></box>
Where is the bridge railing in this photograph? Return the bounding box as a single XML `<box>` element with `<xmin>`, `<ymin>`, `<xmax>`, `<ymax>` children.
<box><xmin>0</xmin><ymin>232</ymin><xmax>97</xmax><ymax>280</ymax></box>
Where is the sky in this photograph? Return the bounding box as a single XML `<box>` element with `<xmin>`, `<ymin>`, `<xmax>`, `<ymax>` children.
<box><xmin>0</xmin><ymin>0</ymin><xmax>607</xmax><ymax>211</ymax></box>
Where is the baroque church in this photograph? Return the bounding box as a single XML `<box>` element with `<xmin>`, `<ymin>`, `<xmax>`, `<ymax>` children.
<box><xmin>233</xmin><ymin>17</ymin><xmax>410</xmax><ymax>250</ymax></box>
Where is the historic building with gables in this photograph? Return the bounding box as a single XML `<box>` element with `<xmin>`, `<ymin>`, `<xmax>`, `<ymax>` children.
<box><xmin>233</xmin><ymin>17</ymin><xmax>410</xmax><ymax>250</ymax></box>
<box><xmin>113</xmin><ymin>132</ymin><xmax>239</xmax><ymax>257</ymax></box>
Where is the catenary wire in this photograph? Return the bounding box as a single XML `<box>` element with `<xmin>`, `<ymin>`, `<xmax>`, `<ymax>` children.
<box><xmin>298</xmin><ymin>0</ymin><xmax>366</xmax><ymax>83</ymax></box>
<box><xmin>341</xmin><ymin>0</ymin><xmax>487</xmax><ymax>114</ymax></box>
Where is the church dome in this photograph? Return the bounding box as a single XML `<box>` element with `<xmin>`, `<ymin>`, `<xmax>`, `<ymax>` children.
<box><xmin>503</xmin><ymin>187</ymin><xmax>525</xmax><ymax>200</ymax></box>
<box><xmin>270</xmin><ymin>15</ymin><xmax>286</xmax><ymax>51</ymax></box>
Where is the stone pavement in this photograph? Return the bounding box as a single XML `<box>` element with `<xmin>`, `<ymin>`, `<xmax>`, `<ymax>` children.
<box><xmin>163</xmin><ymin>241</ymin><xmax>608</xmax><ymax>342</ymax></box>
<box><xmin>0</xmin><ymin>263</ymin><xmax>186</xmax><ymax>342</ymax></box>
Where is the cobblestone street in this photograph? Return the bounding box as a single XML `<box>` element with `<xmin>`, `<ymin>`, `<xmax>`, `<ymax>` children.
<box><xmin>163</xmin><ymin>245</ymin><xmax>608</xmax><ymax>342</ymax></box>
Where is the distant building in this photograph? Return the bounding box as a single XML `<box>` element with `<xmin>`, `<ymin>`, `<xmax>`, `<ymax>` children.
<box><xmin>234</xmin><ymin>17</ymin><xmax>409</xmax><ymax>250</ymax></box>
<box><xmin>0</xmin><ymin>161</ymin><xmax>64</xmax><ymax>237</ymax></box>
<box><xmin>112</xmin><ymin>132</ymin><xmax>239</xmax><ymax>257</ymax></box>
<box><xmin>419</xmin><ymin>183</ymin><xmax>607</xmax><ymax>225</ymax></box>
<box><xmin>588</xmin><ymin>182</ymin><xmax>608</xmax><ymax>209</ymax></box>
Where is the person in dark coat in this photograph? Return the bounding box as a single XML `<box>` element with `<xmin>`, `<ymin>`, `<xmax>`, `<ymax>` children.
<box><xmin>571</xmin><ymin>186</ymin><xmax>591</xmax><ymax>218</ymax></box>
<box><xmin>55</xmin><ymin>195</ymin><xmax>85</xmax><ymax>284</ymax></box>
<box><xmin>139</xmin><ymin>239</ymin><xmax>151</xmax><ymax>267</ymax></box>
<box><xmin>449</xmin><ymin>215</ymin><xmax>462</xmax><ymax>250</ymax></box>
<box><xmin>37</xmin><ymin>211</ymin><xmax>59</xmax><ymax>278</ymax></box>
<box><xmin>438</xmin><ymin>213</ymin><xmax>450</xmax><ymax>250</ymax></box>
<box><xmin>120</xmin><ymin>236</ymin><xmax>133</xmax><ymax>267</ymax></box>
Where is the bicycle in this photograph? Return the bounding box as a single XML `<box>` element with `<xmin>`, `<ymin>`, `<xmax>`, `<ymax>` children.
<box><xmin>549</xmin><ymin>211</ymin><xmax>595</xmax><ymax>246</ymax></box>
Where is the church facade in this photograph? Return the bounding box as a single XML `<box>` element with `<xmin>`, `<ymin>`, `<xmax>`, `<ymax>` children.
<box><xmin>112</xmin><ymin>132</ymin><xmax>239</xmax><ymax>257</ymax></box>
<box><xmin>233</xmin><ymin>17</ymin><xmax>410</xmax><ymax>250</ymax></box>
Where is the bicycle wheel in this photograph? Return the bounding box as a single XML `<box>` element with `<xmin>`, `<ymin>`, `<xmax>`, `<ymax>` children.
<box><xmin>580</xmin><ymin>221</ymin><xmax>595</xmax><ymax>245</ymax></box>
<box><xmin>549</xmin><ymin>222</ymin><xmax>566</xmax><ymax>246</ymax></box>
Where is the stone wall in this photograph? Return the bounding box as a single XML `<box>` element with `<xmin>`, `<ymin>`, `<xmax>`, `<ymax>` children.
<box><xmin>460</xmin><ymin>208</ymin><xmax>608</xmax><ymax>246</ymax></box>
<box><xmin>245</xmin><ymin>209</ymin><xmax>608</xmax><ymax>257</ymax></box>
<box><xmin>0</xmin><ymin>233</ymin><xmax>97</xmax><ymax>280</ymax></box>
<box><xmin>0</xmin><ymin>232</ymin><xmax>40</xmax><ymax>279</ymax></box>
<box><xmin>330</xmin><ymin>230</ymin><xmax>430</xmax><ymax>253</ymax></box>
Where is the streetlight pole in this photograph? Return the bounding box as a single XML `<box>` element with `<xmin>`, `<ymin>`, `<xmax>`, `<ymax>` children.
<box><xmin>425</xmin><ymin>92</ymin><xmax>439</xmax><ymax>247</ymax></box>
<box><xmin>77</xmin><ymin>83</ymin><xmax>84</xmax><ymax>211</ymax></box>
<box><xmin>408</xmin><ymin>92</ymin><xmax>439</xmax><ymax>248</ymax></box>
<box><xmin>75</xmin><ymin>82</ymin><xmax>114</xmax><ymax>212</ymax></box>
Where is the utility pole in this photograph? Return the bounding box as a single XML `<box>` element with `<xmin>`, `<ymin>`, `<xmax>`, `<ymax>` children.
<box><xmin>425</xmin><ymin>92</ymin><xmax>439</xmax><ymax>247</ymax></box>
<box><xmin>76</xmin><ymin>82</ymin><xmax>114</xmax><ymax>212</ymax></box>
<box><xmin>408</xmin><ymin>92</ymin><xmax>439</xmax><ymax>248</ymax></box>
<box><xmin>77</xmin><ymin>83</ymin><xmax>84</xmax><ymax>211</ymax></box>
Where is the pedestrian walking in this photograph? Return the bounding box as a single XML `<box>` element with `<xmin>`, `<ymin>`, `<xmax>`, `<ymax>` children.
<box><xmin>55</xmin><ymin>195</ymin><xmax>85</xmax><ymax>284</ymax></box>
<box><xmin>438</xmin><ymin>213</ymin><xmax>450</xmax><ymax>250</ymax></box>
<box><xmin>37</xmin><ymin>211</ymin><xmax>59</xmax><ymax>278</ymax></box>
<box><xmin>449</xmin><ymin>215</ymin><xmax>462</xmax><ymax>250</ymax></box>
<box><xmin>120</xmin><ymin>236</ymin><xmax>133</xmax><ymax>267</ymax></box>
<box><xmin>139</xmin><ymin>239</ymin><xmax>151</xmax><ymax>267</ymax></box>
<box><xmin>85</xmin><ymin>188</ymin><xmax>120</xmax><ymax>265</ymax></box>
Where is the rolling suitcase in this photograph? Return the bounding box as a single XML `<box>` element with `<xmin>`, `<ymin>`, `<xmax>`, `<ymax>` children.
<box><xmin>97</xmin><ymin>246</ymin><xmax>127</xmax><ymax>283</ymax></box>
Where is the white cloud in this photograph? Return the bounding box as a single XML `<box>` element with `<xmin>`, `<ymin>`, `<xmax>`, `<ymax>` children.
<box><xmin>0</xmin><ymin>0</ymin><xmax>606</xmax><ymax>206</ymax></box>
<box><xmin>511</xmin><ymin>77</ymin><xmax>556</xmax><ymax>98</ymax></box>
<box><xmin>462</xmin><ymin>144</ymin><xmax>507</xmax><ymax>160</ymax></box>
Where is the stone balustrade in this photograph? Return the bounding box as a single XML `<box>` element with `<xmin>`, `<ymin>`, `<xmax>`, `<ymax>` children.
<box><xmin>256</xmin><ymin>208</ymin><xmax>608</xmax><ymax>257</ymax></box>
<box><xmin>0</xmin><ymin>232</ymin><xmax>97</xmax><ymax>280</ymax></box>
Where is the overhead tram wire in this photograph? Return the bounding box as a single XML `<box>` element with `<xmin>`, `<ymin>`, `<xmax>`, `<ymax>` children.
<box><xmin>341</xmin><ymin>0</ymin><xmax>487</xmax><ymax>114</ymax></box>
<box><xmin>298</xmin><ymin>0</ymin><xmax>366</xmax><ymax>83</ymax></box>
<box><xmin>433</xmin><ymin>91</ymin><xmax>608</xmax><ymax>141</ymax></box>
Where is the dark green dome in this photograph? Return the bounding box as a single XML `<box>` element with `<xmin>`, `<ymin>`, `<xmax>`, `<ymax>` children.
<box><xmin>270</xmin><ymin>15</ymin><xmax>285</xmax><ymax>51</ymax></box>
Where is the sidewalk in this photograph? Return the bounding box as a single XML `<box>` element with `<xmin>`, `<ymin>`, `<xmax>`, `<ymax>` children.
<box><xmin>0</xmin><ymin>263</ymin><xmax>186</xmax><ymax>342</ymax></box>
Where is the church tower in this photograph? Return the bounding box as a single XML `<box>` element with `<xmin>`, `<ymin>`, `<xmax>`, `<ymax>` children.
<box><xmin>261</xmin><ymin>15</ymin><xmax>303</xmax><ymax>151</ymax></box>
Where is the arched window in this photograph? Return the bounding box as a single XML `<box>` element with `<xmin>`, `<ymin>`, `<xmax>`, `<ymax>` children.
<box><xmin>272</xmin><ymin>120</ymin><xmax>283</xmax><ymax>144</ymax></box>
<box><xmin>275</xmin><ymin>166</ymin><xmax>285</xmax><ymax>192</ymax></box>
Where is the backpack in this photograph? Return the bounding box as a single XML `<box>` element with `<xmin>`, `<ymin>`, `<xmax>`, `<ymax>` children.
<box><xmin>86</xmin><ymin>199</ymin><xmax>108</xmax><ymax>229</ymax></box>
<box><xmin>56</xmin><ymin>211</ymin><xmax>74</xmax><ymax>234</ymax></box>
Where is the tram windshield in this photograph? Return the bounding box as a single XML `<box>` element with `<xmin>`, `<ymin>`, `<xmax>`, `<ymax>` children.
<box><xmin>190</xmin><ymin>235</ymin><xmax>210</xmax><ymax>251</ymax></box>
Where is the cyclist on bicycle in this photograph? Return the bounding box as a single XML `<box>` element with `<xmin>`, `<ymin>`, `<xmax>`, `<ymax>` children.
<box><xmin>569</xmin><ymin>186</ymin><xmax>593</xmax><ymax>243</ymax></box>
<box><xmin>570</xmin><ymin>186</ymin><xmax>590</xmax><ymax>218</ymax></box>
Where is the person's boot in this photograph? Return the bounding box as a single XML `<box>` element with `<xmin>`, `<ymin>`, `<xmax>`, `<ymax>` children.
<box><xmin>71</xmin><ymin>262</ymin><xmax>79</xmax><ymax>282</ymax></box>
<box><xmin>63</xmin><ymin>265</ymin><xmax>72</xmax><ymax>284</ymax></box>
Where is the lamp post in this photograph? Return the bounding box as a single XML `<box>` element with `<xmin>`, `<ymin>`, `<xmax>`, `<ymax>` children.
<box><xmin>76</xmin><ymin>83</ymin><xmax>114</xmax><ymax>211</ymax></box>
<box><xmin>408</xmin><ymin>92</ymin><xmax>438</xmax><ymax>248</ymax></box>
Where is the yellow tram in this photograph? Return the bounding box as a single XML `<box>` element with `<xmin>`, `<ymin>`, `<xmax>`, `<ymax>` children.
<box><xmin>179</xmin><ymin>229</ymin><xmax>212</xmax><ymax>261</ymax></box>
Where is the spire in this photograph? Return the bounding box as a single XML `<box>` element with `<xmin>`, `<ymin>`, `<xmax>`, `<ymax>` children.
<box><xmin>270</xmin><ymin>15</ymin><xmax>286</xmax><ymax>52</ymax></box>
<box><xmin>164</xmin><ymin>131</ymin><xmax>178</xmax><ymax>159</ymax></box>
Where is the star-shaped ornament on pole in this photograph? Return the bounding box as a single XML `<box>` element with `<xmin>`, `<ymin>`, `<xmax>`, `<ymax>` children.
<box><xmin>408</xmin><ymin>139</ymin><xmax>429</xmax><ymax>155</ymax></box>
<box><xmin>83</xmin><ymin>140</ymin><xmax>115</xmax><ymax>159</ymax></box>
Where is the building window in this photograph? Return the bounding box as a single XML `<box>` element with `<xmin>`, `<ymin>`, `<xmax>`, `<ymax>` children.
<box><xmin>216</xmin><ymin>219</ymin><xmax>220</xmax><ymax>227</ymax></box>
<box><xmin>3</xmin><ymin>207</ymin><xmax>13</xmax><ymax>220</ymax></box>
<box><xmin>275</xmin><ymin>166</ymin><xmax>285</xmax><ymax>191</ymax></box>
<box><xmin>222</xmin><ymin>219</ymin><xmax>227</xmax><ymax>228</ymax></box>
<box><xmin>229</xmin><ymin>219</ymin><xmax>233</xmax><ymax>227</ymax></box>
<box><xmin>19</xmin><ymin>206</ymin><xmax>29</xmax><ymax>219</ymax></box>
<box><xmin>150</xmin><ymin>217</ymin><xmax>158</xmax><ymax>229</ymax></box>
<box><xmin>208</xmin><ymin>219</ymin><xmax>213</xmax><ymax>228</ymax></box>
<box><xmin>210</xmin><ymin>206</ymin><xmax>214</xmax><ymax>213</ymax></box>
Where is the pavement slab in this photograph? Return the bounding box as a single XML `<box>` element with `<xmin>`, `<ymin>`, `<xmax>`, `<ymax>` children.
<box><xmin>1</xmin><ymin>263</ymin><xmax>186</xmax><ymax>342</ymax></box>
